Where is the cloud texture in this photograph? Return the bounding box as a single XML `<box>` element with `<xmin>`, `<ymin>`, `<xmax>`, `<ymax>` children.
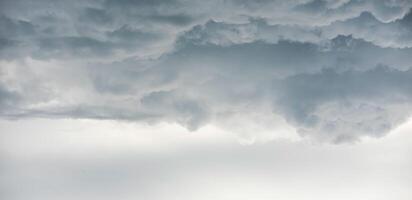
<box><xmin>1</xmin><ymin>0</ymin><xmax>412</xmax><ymax>143</ymax></box>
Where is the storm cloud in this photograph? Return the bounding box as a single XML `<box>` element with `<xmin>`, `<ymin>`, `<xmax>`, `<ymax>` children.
<box><xmin>1</xmin><ymin>0</ymin><xmax>412</xmax><ymax>143</ymax></box>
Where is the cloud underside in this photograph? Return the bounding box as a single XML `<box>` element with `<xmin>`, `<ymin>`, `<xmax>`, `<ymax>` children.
<box><xmin>1</xmin><ymin>0</ymin><xmax>412</xmax><ymax>143</ymax></box>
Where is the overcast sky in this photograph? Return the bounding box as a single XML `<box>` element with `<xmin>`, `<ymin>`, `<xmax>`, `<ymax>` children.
<box><xmin>1</xmin><ymin>0</ymin><xmax>412</xmax><ymax>199</ymax></box>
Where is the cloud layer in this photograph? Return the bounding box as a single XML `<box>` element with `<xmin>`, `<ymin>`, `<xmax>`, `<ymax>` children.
<box><xmin>1</xmin><ymin>0</ymin><xmax>412</xmax><ymax>143</ymax></box>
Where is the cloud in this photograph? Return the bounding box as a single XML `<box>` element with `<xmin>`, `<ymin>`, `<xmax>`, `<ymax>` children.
<box><xmin>274</xmin><ymin>66</ymin><xmax>412</xmax><ymax>143</ymax></box>
<box><xmin>1</xmin><ymin>0</ymin><xmax>412</xmax><ymax>143</ymax></box>
<box><xmin>79</xmin><ymin>7</ymin><xmax>113</xmax><ymax>25</ymax></box>
<box><xmin>140</xmin><ymin>90</ymin><xmax>210</xmax><ymax>131</ymax></box>
<box><xmin>1</xmin><ymin>0</ymin><xmax>412</xmax><ymax>61</ymax></box>
<box><xmin>181</xmin><ymin>9</ymin><xmax>412</xmax><ymax>48</ymax></box>
<box><xmin>0</xmin><ymin>84</ymin><xmax>20</xmax><ymax>112</ymax></box>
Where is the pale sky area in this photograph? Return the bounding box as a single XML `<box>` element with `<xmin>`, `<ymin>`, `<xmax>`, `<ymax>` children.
<box><xmin>1</xmin><ymin>118</ymin><xmax>412</xmax><ymax>200</ymax></box>
<box><xmin>1</xmin><ymin>0</ymin><xmax>412</xmax><ymax>199</ymax></box>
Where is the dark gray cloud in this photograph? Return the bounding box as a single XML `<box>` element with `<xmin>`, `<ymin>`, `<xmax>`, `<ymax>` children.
<box><xmin>274</xmin><ymin>66</ymin><xmax>412</xmax><ymax>143</ymax></box>
<box><xmin>1</xmin><ymin>0</ymin><xmax>412</xmax><ymax>143</ymax></box>
<box><xmin>35</xmin><ymin>36</ymin><xmax>114</xmax><ymax>58</ymax></box>
<box><xmin>0</xmin><ymin>15</ymin><xmax>35</xmax><ymax>38</ymax></box>
<box><xmin>0</xmin><ymin>0</ymin><xmax>411</xmax><ymax>60</ymax></box>
<box><xmin>0</xmin><ymin>84</ymin><xmax>20</xmax><ymax>112</ymax></box>
<box><xmin>79</xmin><ymin>7</ymin><xmax>113</xmax><ymax>25</ymax></box>
<box><xmin>147</xmin><ymin>14</ymin><xmax>194</xmax><ymax>26</ymax></box>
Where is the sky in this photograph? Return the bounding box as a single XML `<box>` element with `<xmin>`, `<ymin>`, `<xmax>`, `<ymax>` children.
<box><xmin>1</xmin><ymin>0</ymin><xmax>412</xmax><ymax>199</ymax></box>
